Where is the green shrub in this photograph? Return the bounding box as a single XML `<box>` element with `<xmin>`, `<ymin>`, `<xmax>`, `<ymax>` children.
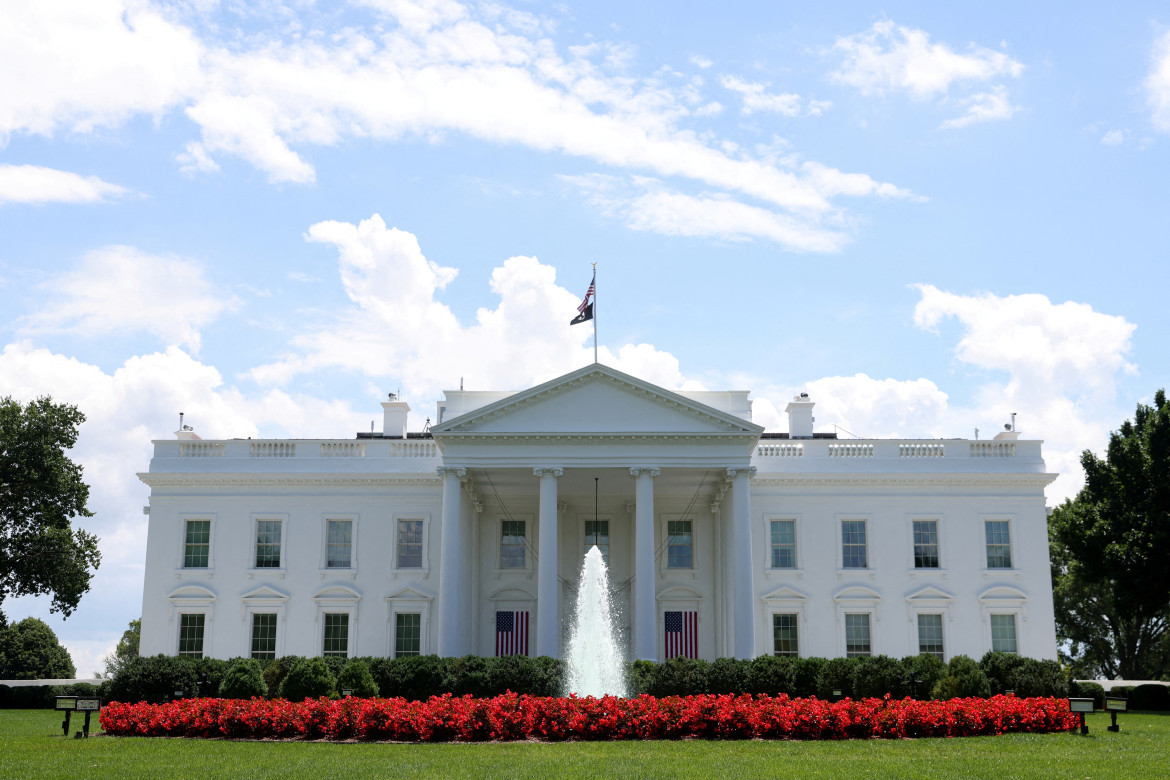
<box><xmin>262</xmin><ymin>657</ymin><xmax>299</xmax><ymax>697</ymax></box>
<box><xmin>746</xmin><ymin>655</ymin><xmax>797</xmax><ymax>696</ymax></box>
<box><xmin>188</xmin><ymin>657</ymin><xmax>231</xmax><ymax>698</ymax></box>
<box><xmin>0</xmin><ymin>684</ymin><xmax>10</xmax><ymax>708</ymax></box>
<box><xmin>279</xmin><ymin>657</ymin><xmax>336</xmax><ymax>701</ymax></box>
<box><xmin>443</xmin><ymin>655</ymin><xmax>493</xmax><ymax>698</ymax></box>
<box><xmin>1109</xmin><ymin>685</ymin><xmax>1135</xmax><ymax>699</ymax></box>
<box><xmin>1129</xmin><ymin>683</ymin><xmax>1170</xmax><ymax>711</ymax></box>
<box><xmin>1070</xmin><ymin>680</ymin><xmax>1105</xmax><ymax>710</ymax></box>
<box><xmin>931</xmin><ymin>655</ymin><xmax>991</xmax><ymax>700</ymax></box>
<box><xmin>643</xmin><ymin>657</ymin><xmax>709</xmax><ymax>698</ymax></box>
<box><xmin>336</xmin><ymin>659</ymin><xmax>378</xmax><ymax>698</ymax></box>
<box><xmin>627</xmin><ymin>660</ymin><xmax>656</xmax><ymax>696</ymax></box>
<box><xmin>850</xmin><ymin>655</ymin><xmax>906</xmax><ymax>699</ymax></box>
<box><xmin>373</xmin><ymin>655</ymin><xmax>447</xmax><ymax>701</ymax></box>
<box><xmin>793</xmin><ymin>657</ymin><xmax>826</xmax><ymax>698</ymax></box>
<box><xmin>65</xmin><ymin>682</ymin><xmax>97</xmax><ymax>697</ymax></box>
<box><xmin>486</xmin><ymin>654</ymin><xmax>562</xmax><ymax>696</ymax></box>
<box><xmin>106</xmin><ymin>655</ymin><xmax>199</xmax><ymax>704</ymax></box>
<box><xmin>1004</xmin><ymin>659</ymin><xmax>1067</xmax><ymax>698</ymax></box>
<box><xmin>901</xmin><ymin>654</ymin><xmax>947</xmax><ymax>699</ymax></box>
<box><xmin>816</xmin><ymin>657</ymin><xmax>855</xmax><ymax>700</ymax></box>
<box><xmin>219</xmin><ymin>659</ymin><xmax>268</xmax><ymax>699</ymax></box>
<box><xmin>322</xmin><ymin>655</ymin><xmax>348</xmax><ymax>681</ymax></box>
<box><xmin>2</xmin><ymin>684</ymin><xmax>64</xmax><ymax>708</ymax></box>
<box><xmin>706</xmin><ymin>657</ymin><xmax>748</xmax><ymax>694</ymax></box>
<box><xmin>979</xmin><ymin>651</ymin><xmax>1026</xmax><ymax>694</ymax></box>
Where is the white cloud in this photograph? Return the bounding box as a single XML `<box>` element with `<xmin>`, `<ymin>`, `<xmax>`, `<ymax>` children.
<box><xmin>563</xmin><ymin>174</ymin><xmax>848</xmax><ymax>252</ymax></box>
<box><xmin>690</xmin><ymin>55</ymin><xmax>713</xmax><ymax>69</ymax></box>
<box><xmin>0</xmin><ymin>164</ymin><xmax>130</xmax><ymax>205</ymax></box>
<box><xmin>1145</xmin><ymin>30</ymin><xmax>1170</xmax><ymax>132</ymax></box>
<box><xmin>939</xmin><ymin>86</ymin><xmax>1018</xmax><ymax>130</ymax></box>
<box><xmin>719</xmin><ymin>75</ymin><xmax>802</xmax><ymax>116</ymax></box>
<box><xmin>0</xmin><ymin>0</ymin><xmax>202</xmax><ymax>138</ymax></box>
<box><xmin>831</xmin><ymin>20</ymin><xmax>1023</xmax><ymax>99</ymax></box>
<box><xmin>248</xmin><ymin>213</ymin><xmax>689</xmax><ymax>399</ymax></box>
<box><xmin>1100</xmin><ymin>129</ymin><xmax>1126</xmax><ymax>146</ymax></box>
<box><xmin>20</xmin><ymin>246</ymin><xmax>239</xmax><ymax>353</ymax></box>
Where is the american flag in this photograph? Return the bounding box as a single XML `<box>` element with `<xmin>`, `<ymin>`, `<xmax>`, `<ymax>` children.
<box><xmin>570</xmin><ymin>272</ymin><xmax>595</xmax><ymax>325</ymax></box>
<box><xmin>664</xmin><ymin>610</ymin><xmax>698</xmax><ymax>659</ymax></box>
<box><xmin>495</xmin><ymin>610</ymin><xmax>529</xmax><ymax>656</ymax></box>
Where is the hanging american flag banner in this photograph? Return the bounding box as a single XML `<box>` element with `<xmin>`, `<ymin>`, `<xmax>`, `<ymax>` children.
<box><xmin>664</xmin><ymin>610</ymin><xmax>698</xmax><ymax>659</ymax></box>
<box><xmin>570</xmin><ymin>271</ymin><xmax>595</xmax><ymax>325</ymax></box>
<box><xmin>495</xmin><ymin>610</ymin><xmax>529</xmax><ymax>656</ymax></box>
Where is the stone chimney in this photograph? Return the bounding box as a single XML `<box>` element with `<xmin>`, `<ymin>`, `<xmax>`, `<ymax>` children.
<box><xmin>382</xmin><ymin>393</ymin><xmax>410</xmax><ymax>438</ymax></box>
<box><xmin>785</xmin><ymin>393</ymin><xmax>815</xmax><ymax>439</ymax></box>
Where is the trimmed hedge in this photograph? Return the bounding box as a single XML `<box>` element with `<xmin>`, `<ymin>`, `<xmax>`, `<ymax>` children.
<box><xmin>101</xmin><ymin>652</ymin><xmax>1073</xmax><ymax>704</ymax></box>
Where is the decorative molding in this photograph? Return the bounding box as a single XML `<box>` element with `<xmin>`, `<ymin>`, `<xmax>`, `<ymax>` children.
<box><xmin>628</xmin><ymin>466</ymin><xmax>661</xmax><ymax>478</ymax></box>
<box><xmin>462</xmin><ymin>480</ymin><xmax>483</xmax><ymax>513</ymax></box>
<box><xmin>433</xmin><ymin>432</ymin><xmax>758</xmax><ymax>446</ymax></box>
<box><xmin>436</xmin><ymin>466</ymin><xmax>467</xmax><ymax>478</ymax></box>
<box><xmin>532</xmin><ymin>466</ymin><xmax>564</xmax><ymax>478</ymax></box>
<box><xmin>138</xmin><ymin>473</ymin><xmax>441</xmax><ymax>488</ymax></box>
<box><xmin>750</xmin><ymin>473</ymin><xmax>1058</xmax><ymax>488</ymax></box>
<box><xmin>726</xmin><ymin>466</ymin><xmax>757</xmax><ymax>480</ymax></box>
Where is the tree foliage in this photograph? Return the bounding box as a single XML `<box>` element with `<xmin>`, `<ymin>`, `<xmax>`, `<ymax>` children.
<box><xmin>0</xmin><ymin>617</ymin><xmax>76</xmax><ymax>679</ymax></box>
<box><xmin>1049</xmin><ymin>389</ymin><xmax>1170</xmax><ymax>679</ymax></box>
<box><xmin>100</xmin><ymin>619</ymin><xmax>140</xmax><ymax>679</ymax></box>
<box><xmin>0</xmin><ymin>396</ymin><xmax>101</xmax><ymax>619</ymax></box>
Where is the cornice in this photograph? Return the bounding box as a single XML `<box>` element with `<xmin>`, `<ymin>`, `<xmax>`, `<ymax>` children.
<box><xmin>137</xmin><ymin>473</ymin><xmax>441</xmax><ymax>488</ymax></box>
<box><xmin>434</xmin><ymin>432</ymin><xmax>759</xmax><ymax>446</ymax></box>
<box><xmin>749</xmin><ymin>473</ymin><xmax>1058</xmax><ymax>487</ymax></box>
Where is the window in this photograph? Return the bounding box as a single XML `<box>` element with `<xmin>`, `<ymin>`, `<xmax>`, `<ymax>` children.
<box><xmin>773</xmin><ymin>613</ymin><xmax>799</xmax><ymax>656</ymax></box>
<box><xmin>500</xmin><ymin>520</ymin><xmax>527</xmax><ymax>569</ymax></box>
<box><xmin>845</xmin><ymin>613</ymin><xmax>871</xmax><ymax>657</ymax></box>
<box><xmin>178</xmin><ymin>614</ymin><xmax>205</xmax><ymax>657</ymax></box>
<box><xmin>985</xmin><ymin>521</ymin><xmax>1012</xmax><ymax>568</ymax></box>
<box><xmin>667</xmin><ymin>520</ymin><xmax>693</xmax><ymax>568</ymax></box>
<box><xmin>251</xmin><ymin>613</ymin><xmax>277</xmax><ymax>660</ymax></box>
<box><xmin>990</xmin><ymin>614</ymin><xmax>1018</xmax><ymax>653</ymax></box>
<box><xmin>397</xmin><ymin>519</ymin><xmax>423</xmax><ymax>568</ymax></box>
<box><xmin>326</xmin><ymin>519</ymin><xmax>352</xmax><ymax>568</ymax></box>
<box><xmin>841</xmin><ymin>520</ymin><xmax>868</xmax><ymax>568</ymax></box>
<box><xmin>913</xmin><ymin>520</ymin><xmax>939</xmax><ymax>569</ymax></box>
<box><xmin>770</xmin><ymin>520</ymin><xmax>796</xmax><ymax>568</ymax></box>
<box><xmin>183</xmin><ymin>520</ymin><xmax>210</xmax><ymax>568</ymax></box>
<box><xmin>585</xmin><ymin>520</ymin><xmax>609</xmax><ymax>564</ymax></box>
<box><xmin>323</xmin><ymin>613</ymin><xmax>349</xmax><ymax>657</ymax></box>
<box><xmin>917</xmin><ymin>613</ymin><xmax>944</xmax><ymax>658</ymax></box>
<box><xmin>395</xmin><ymin>613</ymin><xmax>421</xmax><ymax>657</ymax></box>
<box><xmin>255</xmin><ymin>520</ymin><xmax>282</xmax><ymax>568</ymax></box>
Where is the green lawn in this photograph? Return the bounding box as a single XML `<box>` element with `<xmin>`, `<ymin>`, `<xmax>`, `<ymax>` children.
<box><xmin>1</xmin><ymin>709</ymin><xmax>1166</xmax><ymax>779</ymax></box>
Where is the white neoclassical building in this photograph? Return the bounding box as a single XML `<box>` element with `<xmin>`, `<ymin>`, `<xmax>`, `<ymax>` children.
<box><xmin>137</xmin><ymin>363</ymin><xmax>1059</xmax><ymax>664</ymax></box>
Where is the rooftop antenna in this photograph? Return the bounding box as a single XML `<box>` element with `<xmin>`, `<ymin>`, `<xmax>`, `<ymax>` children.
<box><xmin>1010</xmin><ymin>412</ymin><xmax>1017</xmax><ymax>432</ymax></box>
<box><xmin>423</xmin><ymin>416</ymin><xmax>431</xmax><ymax>434</ymax></box>
<box><xmin>179</xmin><ymin>412</ymin><xmax>184</xmax><ymax>429</ymax></box>
<box><xmin>460</xmin><ymin>377</ymin><xmax>464</xmax><ymax>391</ymax></box>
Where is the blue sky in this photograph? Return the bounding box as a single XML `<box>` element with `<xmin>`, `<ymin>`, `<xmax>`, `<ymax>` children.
<box><xmin>2</xmin><ymin>0</ymin><xmax>1168</xmax><ymax>674</ymax></box>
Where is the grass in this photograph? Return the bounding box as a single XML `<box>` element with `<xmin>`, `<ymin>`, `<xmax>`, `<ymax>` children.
<box><xmin>1</xmin><ymin>709</ymin><xmax>1167</xmax><ymax>778</ymax></box>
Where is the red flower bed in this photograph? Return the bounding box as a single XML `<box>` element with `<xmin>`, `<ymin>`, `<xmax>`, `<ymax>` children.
<box><xmin>99</xmin><ymin>693</ymin><xmax>1079</xmax><ymax>742</ymax></box>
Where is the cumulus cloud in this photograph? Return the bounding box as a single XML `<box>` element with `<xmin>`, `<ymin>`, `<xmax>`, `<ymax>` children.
<box><xmin>20</xmin><ymin>246</ymin><xmax>239</xmax><ymax>353</ymax></box>
<box><xmin>1100</xmin><ymin>129</ymin><xmax>1126</xmax><ymax>146</ymax></box>
<box><xmin>719</xmin><ymin>75</ymin><xmax>802</xmax><ymax>116</ymax></box>
<box><xmin>0</xmin><ymin>164</ymin><xmax>130</xmax><ymax>205</ymax></box>
<box><xmin>939</xmin><ymin>86</ymin><xmax>1018</xmax><ymax>130</ymax></box>
<box><xmin>1145</xmin><ymin>30</ymin><xmax>1170</xmax><ymax>132</ymax></box>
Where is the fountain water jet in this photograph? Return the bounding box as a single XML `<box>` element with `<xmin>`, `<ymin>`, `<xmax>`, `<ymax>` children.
<box><xmin>564</xmin><ymin>545</ymin><xmax>628</xmax><ymax>697</ymax></box>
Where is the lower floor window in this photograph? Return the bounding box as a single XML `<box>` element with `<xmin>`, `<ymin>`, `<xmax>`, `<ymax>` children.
<box><xmin>990</xmin><ymin>614</ymin><xmax>1018</xmax><ymax>653</ymax></box>
<box><xmin>845</xmin><ymin>613</ymin><xmax>871</xmax><ymax>657</ymax></box>
<box><xmin>251</xmin><ymin>613</ymin><xmax>277</xmax><ymax>660</ymax></box>
<box><xmin>917</xmin><ymin>613</ymin><xmax>944</xmax><ymax>658</ymax></box>
<box><xmin>772</xmin><ymin>613</ymin><xmax>798</xmax><ymax>656</ymax></box>
<box><xmin>323</xmin><ymin>613</ymin><xmax>349</xmax><ymax>657</ymax></box>
<box><xmin>395</xmin><ymin>613</ymin><xmax>421</xmax><ymax>657</ymax></box>
<box><xmin>178</xmin><ymin>613</ymin><xmax>205</xmax><ymax>657</ymax></box>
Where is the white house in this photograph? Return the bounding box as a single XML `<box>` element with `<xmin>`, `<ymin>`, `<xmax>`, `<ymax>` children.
<box><xmin>137</xmin><ymin>363</ymin><xmax>1058</xmax><ymax>664</ymax></box>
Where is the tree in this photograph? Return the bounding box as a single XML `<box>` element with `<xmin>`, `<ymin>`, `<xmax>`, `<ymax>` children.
<box><xmin>0</xmin><ymin>396</ymin><xmax>101</xmax><ymax>622</ymax></box>
<box><xmin>1049</xmin><ymin>389</ymin><xmax>1170</xmax><ymax>680</ymax></box>
<box><xmin>0</xmin><ymin>617</ymin><xmax>76</xmax><ymax>679</ymax></box>
<box><xmin>99</xmin><ymin>618</ymin><xmax>140</xmax><ymax>679</ymax></box>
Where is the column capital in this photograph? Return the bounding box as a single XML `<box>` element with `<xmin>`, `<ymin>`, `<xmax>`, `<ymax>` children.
<box><xmin>437</xmin><ymin>466</ymin><xmax>467</xmax><ymax>478</ymax></box>
<box><xmin>726</xmin><ymin>466</ymin><xmax>757</xmax><ymax>480</ymax></box>
<box><xmin>533</xmin><ymin>466</ymin><xmax>564</xmax><ymax>478</ymax></box>
<box><xmin>629</xmin><ymin>466</ymin><xmax>661</xmax><ymax>478</ymax></box>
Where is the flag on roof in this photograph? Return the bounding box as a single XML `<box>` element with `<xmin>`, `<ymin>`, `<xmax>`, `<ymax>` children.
<box><xmin>570</xmin><ymin>272</ymin><xmax>595</xmax><ymax>325</ymax></box>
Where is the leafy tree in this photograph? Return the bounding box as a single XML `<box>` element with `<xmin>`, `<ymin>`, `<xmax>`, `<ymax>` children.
<box><xmin>219</xmin><ymin>658</ymin><xmax>269</xmax><ymax>699</ymax></box>
<box><xmin>278</xmin><ymin>657</ymin><xmax>336</xmax><ymax>701</ymax></box>
<box><xmin>99</xmin><ymin>618</ymin><xmax>140</xmax><ymax>679</ymax></box>
<box><xmin>336</xmin><ymin>659</ymin><xmax>378</xmax><ymax>698</ymax></box>
<box><xmin>0</xmin><ymin>617</ymin><xmax>76</xmax><ymax>679</ymax></box>
<box><xmin>0</xmin><ymin>396</ymin><xmax>101</xmax><ymax>621</ymax></box>
<box><xmin>1049</xmin><ymin>390</ymin><xmax>1170</xmax><ymax>680</ymax></box>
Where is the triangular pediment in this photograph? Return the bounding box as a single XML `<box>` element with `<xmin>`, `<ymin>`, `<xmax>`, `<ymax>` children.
<box><xmin>760</xmin><ymin>585</ymin><xmax>810</xmax><ymax>602</ymax></box>
<box><xmin>978</xmin><ymin>586</ymin><xmax>1028</xmax><ymax>602</ymax></box>
<box><xmin>833</xmin><ymin>585</ymin><xmax>882</xmax><ymax>602</ymax></box>
<box><xmin>385</xmin><ymin>586</ymin><xmax>433</xmax><ymax>602</ymax></box>
<box><xmin>432</xmin><ymin>364</ymin><xmax>762</xmax><ymax>438</ymax></box>
<box><xmin>241</xmin><ymin>585</ymin><xmax>289</xmax><ymax>602</ymax></box>
<box><xmin>312</xmin><ymin>585</ymin><xmax>361</xmax><ymax>602</ymax></box>
<box><xmin>905</xmin><ymin>586</ymin><xmax>954</xmax><ymax>602</ymax></box>
<box><xmin>167</xmin><ymin>585</ymin><xmax>216</xmax><ymax>601</ymax></box>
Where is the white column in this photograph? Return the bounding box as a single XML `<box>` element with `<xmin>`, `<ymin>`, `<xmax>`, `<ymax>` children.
<box><xmin>534</xmin><ymin>466</ymin><xmax>563</xmax><ymax>657</ymax></box>
<box><xmin>631</xmin><ymin>466</ymin><xmax>660</xmax><ymax>661</ymax></box>
<box><xmin>437</xmin><ymin>466</ymin><xmax>466</xmax><ymax>657</ymax></box>
<box><xmin>729</xmin><ymin>467</ymin><xmax>756</xmax><ymax>659</ymax></box>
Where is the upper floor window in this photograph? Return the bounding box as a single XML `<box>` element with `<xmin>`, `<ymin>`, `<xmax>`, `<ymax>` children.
<box><xmin>323</xmin><ymin>613</ymin><xmax>349</xmax><ymax>657</ymax></box>
<box><xmin>990</xmin><ymin>614</ymin><xmax>1018</xmax><ymax>653</ymax></box>
<box><xmin>770</xmin><ymin>520</ymin><xmax>796</xmax><ymax>568</ymax></box>
<box><xmin>585</xmin><ymin>519</ymin><xmax>609</xmax><ymax>564</ymax></box>
<box><xmin>917</xmin><ymin>613</ymin><xmax>944</xmax><ymax>658</ymax></box>
<box><xmin>985</xmin><ymin>521</ymin><xmax>1012</xmax><ymax>568</ymax></box>
<box><xmin>667</xmin><ymin>520</ymin><xmax>693</xmax><ymax>568</ymax></box>
<box><xmin>772</xmin><ymin>613</ymin><xmax>798</xmax><ymax>657</ymax></box>
<box><xmin>178</xmin><ymin>613</ymin><xmax>205</xmax><ymax>658</ymax></box>
<box><xmin>397</xmin><ymin>519</ymin><xmax>423</xmax><ymax>569</ymax></box>
<box><xmin>255</xmin><ymin>520</ymin><xmax>282</xmax><ymax>568</ymax></box>
<box><xmin>183</xmin><ymin>520</ymin><xmax>210</xmax><ymax>568</ymax></box>
<box><xmin>844</xmin><ymin>613</ymin><xmax>871</xmax><ymax>657</ymax></box>
<box><xmin>913</xmin><ymin>520</ymin><xmax>939</xmax><ymax>568</ymax></box>
<box><xmin>251</xmin><ymin>613</ymin><xmax>276</xmax><ymax>660</ymax></box>
<box><xmin>500</xmin><ymin>520</ymin><xmax>527</xmax><ymax>569</ymax></box>
<box><xmin>395</xmin><ymin>613</ymin><xmax>421</xmax><ymax>657</ymax></box>
<box><xmin>326</xmin><ymin>519</ymin><xmax>353</xmax><ymax>568</ymax></box>
<box><xmin>841</xmin><ymin>520</ymin><xmax>868</xmax><ymax>568</ymax></box>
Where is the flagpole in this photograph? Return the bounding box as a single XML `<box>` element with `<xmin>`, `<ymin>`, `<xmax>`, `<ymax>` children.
<box><xmin>592</xmin><ymin>262</ymin><xmax>598</xmax><ymax>364</ymax></box>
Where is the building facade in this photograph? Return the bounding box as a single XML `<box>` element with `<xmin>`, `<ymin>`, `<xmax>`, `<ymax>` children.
<box><xmin>138</xmin><ymin>363</ymin><xmax>1058</xmax><ymax>663</ymax></box>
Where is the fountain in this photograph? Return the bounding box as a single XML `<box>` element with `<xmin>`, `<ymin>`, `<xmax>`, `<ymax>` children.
<box><xmin>564</xmin><ymin>545</ymin><xmax>628</xmax><ymax>697</ymax></box>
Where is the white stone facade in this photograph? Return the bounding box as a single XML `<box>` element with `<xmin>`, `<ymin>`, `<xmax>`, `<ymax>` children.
<box><xmin>138</xmin><ymin>364</ymin><xmax>1058</xmax><ymax>663</ymax></box>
